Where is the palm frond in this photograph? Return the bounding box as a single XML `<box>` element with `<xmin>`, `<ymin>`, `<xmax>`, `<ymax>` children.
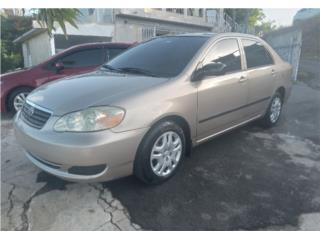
<box><xmin>34</xmin><ymin>8</ymin><xmax>81</xmax><ymax>38</ymax></box>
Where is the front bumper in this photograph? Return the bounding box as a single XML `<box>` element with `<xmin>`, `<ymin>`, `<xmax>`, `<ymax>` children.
<box><xmin>14</xmin><ymin>111</ymin><xmax>148</xmax><ymax>182</ymax></box>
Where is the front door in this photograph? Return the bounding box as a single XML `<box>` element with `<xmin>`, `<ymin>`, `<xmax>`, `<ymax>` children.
<box><xmin>196</xmin><ymin>38</ymin><xmax>248</xmax><ymax>141</ymax></box>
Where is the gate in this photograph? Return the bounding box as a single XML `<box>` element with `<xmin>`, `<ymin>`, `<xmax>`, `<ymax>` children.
<box><xmin>264</xmin><ymin>27</ymin><xmax>302</xmax><ymax>81</ymax></box>
<box><xmin>141</xmin><ymin>27</ymin><xmax>156</xmax><ymax>41</ymax></box>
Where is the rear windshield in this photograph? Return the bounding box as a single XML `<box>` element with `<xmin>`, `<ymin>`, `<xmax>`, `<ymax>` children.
<box><xmin>105</xmin><ymin>36</ymin><xmax>209</xmax><ymax>78</ymax></box>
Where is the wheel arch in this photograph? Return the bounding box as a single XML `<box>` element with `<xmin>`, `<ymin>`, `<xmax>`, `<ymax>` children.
<box><xmin>276</xmin><ymin>86</ymin><xmax>286</xmax><ymax>101</ymax></box>
<box><xmin>142</xmin><ymin>114</ymin><xmax>193</xmax><ymax>157</ymax></box>
<box><xmin>6</xmin><ymin>85</ymin><xmax>34</xmax><ymax>111</ymax></box>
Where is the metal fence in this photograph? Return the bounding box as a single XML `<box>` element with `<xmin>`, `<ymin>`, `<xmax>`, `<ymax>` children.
<box><xmin>264</xmin><ymin>28</ymin><xmax>302</xmax><ymax>81</ymax></box>
<box><xmin>141</xmin><ymin>27</ymin><xmax>156</xmax><ymax>41</ymax></box>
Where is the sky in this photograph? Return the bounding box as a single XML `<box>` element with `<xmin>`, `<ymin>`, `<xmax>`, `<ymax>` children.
<box><xmin>263</xmin><ymin>8</ymin><xmax>301</xmax><ymax>27</ymax></box>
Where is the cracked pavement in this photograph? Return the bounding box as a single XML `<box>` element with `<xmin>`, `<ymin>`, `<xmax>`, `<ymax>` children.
<box><xmin>1</xmin><ymin>82</ymin><xmax>320</xmax><ymax>230</ymax></box>
<box><xmin>1</xmin><ymin>119</ymin><xmax>141</xmax><ymax>230</ymax></box>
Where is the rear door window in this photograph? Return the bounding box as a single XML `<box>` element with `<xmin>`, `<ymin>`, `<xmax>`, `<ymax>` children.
<box><xmin>242</xmin><ymin>39</ymin><xmax>274</xmax><ymax>69</ymax></box>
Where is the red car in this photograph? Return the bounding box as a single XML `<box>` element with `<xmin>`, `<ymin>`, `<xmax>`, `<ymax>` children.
<box><xmin>0</xmin><ymin>42</ymin><xmax>131</xmax><ymax>113</ymax></box>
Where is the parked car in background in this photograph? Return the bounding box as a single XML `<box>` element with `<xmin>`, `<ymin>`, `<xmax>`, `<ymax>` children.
<box><xmin>1</xmin><ymin>42</ymin><xmax>132</xmax><ymax>113</ymax></box>
<box><xmin>14</xmin><ymin>33</ymin><xmax>292</xmax><ymax>184</ymax></box>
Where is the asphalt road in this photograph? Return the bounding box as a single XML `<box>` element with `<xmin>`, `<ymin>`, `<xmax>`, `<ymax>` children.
<box><xmin>1</xmin><ymin>82</ymin><xmax>320</xmax><ymax>230</ymax></box>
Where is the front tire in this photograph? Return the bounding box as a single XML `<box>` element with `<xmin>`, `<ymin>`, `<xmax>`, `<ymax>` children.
<box><xmin>7</xmin><ymin>87</ymin><xmax>33</xmax><ymax>113</ymax></box>
<box><xmin>260</xmin><ymin>92</ymin><xmax>283</xmax><ymax>128</ymax></box>
<box><xmin>134</xmin><ymin>121</ymin><xmax>186</xmax><ymax>184</ymax></box>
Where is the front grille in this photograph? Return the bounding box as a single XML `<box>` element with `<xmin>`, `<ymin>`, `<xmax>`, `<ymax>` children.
<box><xmin>21</xmin><ymin>101</ymin><xmax>52</xmax><ymax>129</ymax></box>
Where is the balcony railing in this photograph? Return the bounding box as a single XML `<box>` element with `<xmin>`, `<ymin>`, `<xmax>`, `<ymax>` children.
<box><xmin>117</xmin><ymin>9</ymin><xmax>212</xmax><ymax>27</ymax></box>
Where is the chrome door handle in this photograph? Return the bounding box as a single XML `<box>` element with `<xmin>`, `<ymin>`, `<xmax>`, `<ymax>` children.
<box><xmin>271</xmin><ymin>69</ymin><xmax>276</xmax><ymax>76</ymax></box>
<box><xmin>239</xmin><ymin>76</ymin><xmax>246</xmax><ymax>83</ymax></box>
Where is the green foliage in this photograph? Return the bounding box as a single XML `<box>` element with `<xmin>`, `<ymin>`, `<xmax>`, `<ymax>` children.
<box><xmin>1</xmin><ymin>15</ymin><xmax>33</xmax><ymax>73</ymax></box>
<box><xmin>31</xmin><ymin>8</ymin><xmax>81</xmax><ymax>37</ymax></box>
<box><xmin>225</xmin><ymin>9</ymin><xmax>278</xmax><ymax>35</ymax></box>
<box><xmin>248</xmin><ymin>9</ymin><xmax>266</xmax><ymax>27</ymax></box>
<box><xmin>1</xmin><ymin>9</ymin><xmax>80</xmax><ymax>73</ymax></box>
<box><xmin>225</xmin><ymin>9</ymin><xmax>266</xmax><ymax>27</ymax></box>
<box><xmin>255</xmin><ymin>20</ymin><xmax>277</xmax><ymax>35</ymax></box>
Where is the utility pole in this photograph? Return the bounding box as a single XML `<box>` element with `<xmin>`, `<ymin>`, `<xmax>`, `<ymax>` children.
<box><xmin>232</xmin><ymin>9</ymin><xmax>236</xmax><ymax>32</ymax></box>
<box><xmin>244</xmin><ymin>9</ymin><xmax>251</xmax><ymax>33</ymax></box>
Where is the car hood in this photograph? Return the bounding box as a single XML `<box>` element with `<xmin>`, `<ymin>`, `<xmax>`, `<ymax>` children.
<box><xmin>27</xmin><ymin>71</ymin><xmax>169</xmax><ymax>115</ymax></box>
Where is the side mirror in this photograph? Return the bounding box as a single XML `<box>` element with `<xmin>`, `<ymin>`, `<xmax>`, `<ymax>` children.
<box><xmin>202</xmin><ymin>62</ymin><xmax>227</xmax><ymax>76</ymax></box>
<box><xmin>55</xmin><ymin>61</ymin><xmax>64</xmax><ymax>73</ymax></box>
<box><xmin>192</xmin><ymin>62</ymin><xmax>226</xmax><ymax>81</ymax></box>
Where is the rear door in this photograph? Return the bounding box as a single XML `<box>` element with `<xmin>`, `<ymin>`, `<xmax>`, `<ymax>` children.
<box><xmin>240</xmin><ymin>39</ymin><xmax>276</xmax><ymax>118</ymax></box>
<box><xmin>196</xmin><ymin>38</ymin><xmax>248</xmax><ymax>140</ymax></box>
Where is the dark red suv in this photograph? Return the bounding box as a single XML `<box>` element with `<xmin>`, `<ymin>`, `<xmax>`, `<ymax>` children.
<box><xmin>0</xmin><ymin>42</ymin><xmax>131</xmax><ymax>113</ymax></box>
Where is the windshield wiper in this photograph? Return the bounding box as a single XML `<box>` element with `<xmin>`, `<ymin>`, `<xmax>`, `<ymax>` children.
<box><xmin>101</xmin><ymin>64</ymin><xmax>121</xmax><ymax>72</ymax></box>
<box><xmin>117</xmin><ymin>67</ymin><xmax>158</xmax><ymax>77</ymax></box>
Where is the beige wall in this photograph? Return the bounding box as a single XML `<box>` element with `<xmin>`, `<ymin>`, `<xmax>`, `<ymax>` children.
<box><xmin>22</xmin><ymin>32</ymin><xmax>52</xmax><ymax>67</ymax></box>
<box><xmin>113</xmin><ymin>21</ymin><xmax>143</xmax><ymax>42</ymax></box>
<box><xmin>112</xmin><ymin>16</ymin><xmax>212</xmax><ymax>43</ymax></box>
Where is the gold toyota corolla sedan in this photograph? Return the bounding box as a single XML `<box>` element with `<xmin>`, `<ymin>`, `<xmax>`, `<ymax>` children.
<box><xmin>14</xmin><ymin>33</ymin><xmax>292</xmax><ymax>184</ymax></box>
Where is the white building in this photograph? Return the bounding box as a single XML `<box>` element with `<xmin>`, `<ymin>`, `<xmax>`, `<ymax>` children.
<box><xmin>293</xmin><ymin>8</ymin><xmax>320</xmax><ymax>23</ymax></box>
<box><xmin>14</xmin><ymin>8</ymin><xmax>234</xmax><ymax>67</ymax></box>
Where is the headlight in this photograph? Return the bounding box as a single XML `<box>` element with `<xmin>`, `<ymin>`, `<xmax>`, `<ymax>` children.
<box><xmin>54</xmin><ymin>106</ymin><xmax>125</xmax><ymax>132</ymax></box>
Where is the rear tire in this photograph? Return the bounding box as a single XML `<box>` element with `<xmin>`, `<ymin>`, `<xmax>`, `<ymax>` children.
<box><xmin>260</xmin><ymin>92</ymin><xmax>283</xmax><ymax>128</ymax></box>
<box><xmin>134</xmin><ymin>121</ymin><xmax>186</xmax><ymax>184</ymax></box>
<box><xmin>7</xmin><ymin>87</ymin><xmax>33</xmax><ymax>113</ymax></box>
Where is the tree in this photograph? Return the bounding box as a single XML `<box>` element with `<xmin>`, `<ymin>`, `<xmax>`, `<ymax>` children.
<box><xmin>1</xmin><ymin>15</ymin><xmax>33</xmax><ymax>73</ymax></box>
<box><xmin>225</xmin><ymin>9</ymin><xmax>265</xmax><ymax>27</ymax></box>
<box><xmin>1</xmin><ymin>9</ymin><xmax>81</xmax><ymax>73</ymax></box>
<box><xmin>255</xmin><ymin>20</ymin><xmax>277</xmax><ymax>35</ymax></box>
<box><xmin>225</xmin><ymin>9</ymin><xmax>278</xmax><ymax>35</ymax></box>
<box><xmin>30</xmin><ymin>8</ymin><xmax>81</xmax><ymax>37</ymax></box>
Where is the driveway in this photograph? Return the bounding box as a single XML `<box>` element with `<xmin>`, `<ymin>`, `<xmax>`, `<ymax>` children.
<box><xmin>299</xmin><ymin>59</ymin><xmax>320</xmax><ymax>90</ymax></box>
<box><xmin>1</xmin><ymin>82</ymin><xmax>320</xmax><ymax>230</ymax></box>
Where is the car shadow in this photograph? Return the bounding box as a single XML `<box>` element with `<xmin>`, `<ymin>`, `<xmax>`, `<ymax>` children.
<box><xmin>104</xmin><ymin>125</ymin><xmax>320</xmax><ymax>230</ymax></box>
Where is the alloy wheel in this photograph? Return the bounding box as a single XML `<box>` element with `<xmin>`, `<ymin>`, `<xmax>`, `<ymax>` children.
<box><xmin>270</xmin><ymin>96</ymin><xmax>282</xmax><ymax>123</ymax></box>
<box><xmin>13</xmin><ymin>92</ymin><xmax>28</xmax><ymax>112</ymax></box>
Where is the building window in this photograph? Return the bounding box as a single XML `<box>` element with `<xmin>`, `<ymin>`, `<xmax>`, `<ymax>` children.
<box><xmin>176</xmin><ymin>9</ymin><xmax>184</xmax><ymax>15</ymax></box>
<box><xmin>199</xmin><ymin>9</ymin><xmax>204</xmax><ymax>17</ymax></box>
<box><xmin>88</xmin><ymin>9</ymin><xmax>95</xmax><ymax>15</ymax></box>
<box><xmin>165</xmin><ymin>8</ymin><xmax>184</xmax><ymax>14</ymax></box>
<box><xmin>187</xmin><ymin>9</ymin><xmax>194</xmax><ymax>16</ymax></box>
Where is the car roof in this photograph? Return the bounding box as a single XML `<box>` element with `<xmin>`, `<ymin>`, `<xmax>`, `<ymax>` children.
<box><xmin>64</xmin><ymin>42</ymin><xmax>133</xmax><ymax>51</ymax></box>
<box><xmin>174</xmin><ymin>32</ymin><xmax>217</xmax><ymax>37</ymax></box>
<box><xmin>162</xmin><ymin>32</ymin><xmax>262</xmax><ymax>40</ymax></box>
<box><xmin>41</xmin><ymin>42</ymin><xmax>133</xmax><ymax>65</ymax></box>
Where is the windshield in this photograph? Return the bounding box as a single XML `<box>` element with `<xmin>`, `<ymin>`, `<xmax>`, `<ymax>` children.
<box><xmin>104</xmin><ymin>36</ymin><xmax>209</xmax><ymax>78</ymax></box>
